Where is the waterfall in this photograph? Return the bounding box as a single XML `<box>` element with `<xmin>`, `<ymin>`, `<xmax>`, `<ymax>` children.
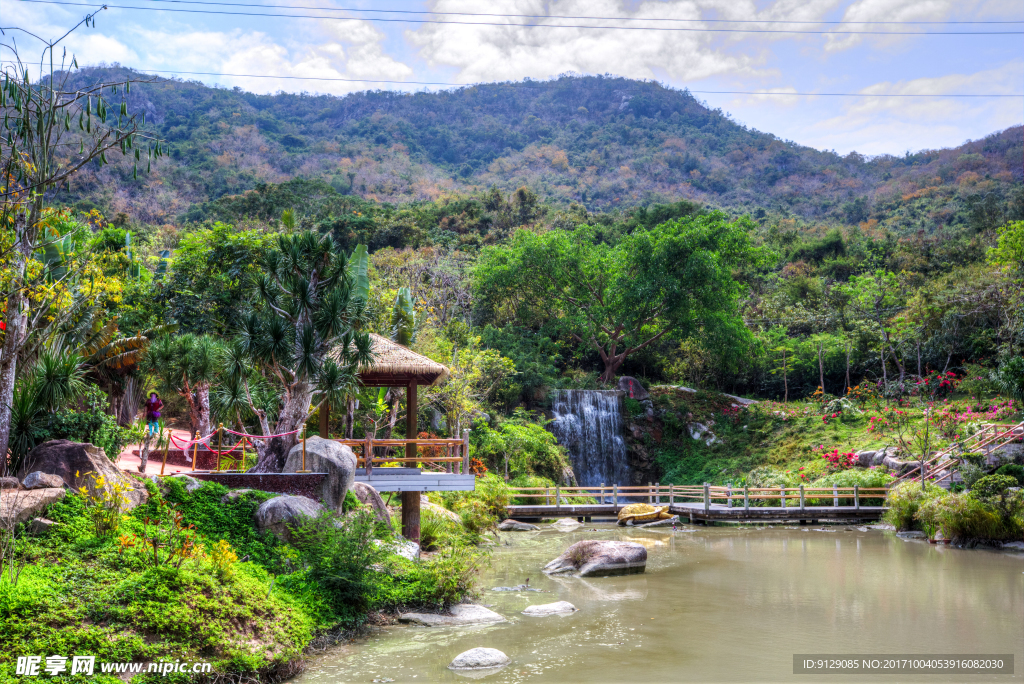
<box><xmin>550</xmin><ymin>389</ymin><xmax>629</xmax><ymax>487</ymax></box>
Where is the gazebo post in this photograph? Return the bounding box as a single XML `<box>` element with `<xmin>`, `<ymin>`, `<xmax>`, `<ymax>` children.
<box><xmin>319</xmin><ymin>399</ymin><xmax>329</xmax><ymax>438</ymax></box>
<box><xmin>402</xmin><ymin>379</ymin><xmax>420</xmax><ymax>542</ymax></box>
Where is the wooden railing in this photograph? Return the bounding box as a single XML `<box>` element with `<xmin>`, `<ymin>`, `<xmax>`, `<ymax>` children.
<box><xmin>333</xmin><ymin>435</ymin><xmax>471</xmax><ymax>475</ymax></box>
<box><xmin>508</xmin><ymin>483</ymin><xmax>890</xmax><ymax>511</ymax></box>
<box><xmin>897</xmin><ymin>421</ymin><xmax>1024</xmax><ymax>484</ymax></box>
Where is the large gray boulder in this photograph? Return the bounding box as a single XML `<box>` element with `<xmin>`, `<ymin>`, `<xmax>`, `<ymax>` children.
<box><xmin>498</xmin><ymin>519</ymin><xmax>539</xmax><ymax>531</ymax></box>
<box><xmin>0</xmin><ymin>488</ymin><xmax>66</xmax><ymax>524</ymax></box>
<box><xmin>254</xmin><ymin>495</ymin><xmax>326</xmax><ymax>543</ymax></box>
<box><xmin>448</xmin><ymin>647</ymin><xmax>510</xmax><ymax>670</ymax></box>
<box><xmin>21</xmin><ymin>471</ymin><xmax>64</xmax><ymax>490</ymax></box>
<box><xmin>617</xmin><ymin>376</ymin><xmax>650</xmax><ymax>402</ymax></box>
<box><xmin>522</xmin><ymin>601</ymin><xmax>577</xmax><ymax>616</ymax></box>
<box><xmin>282</xmin><ymin>436</ymin><xmax>356</xmax><ymax>513</ymax></box>
<box><xmin>19</xmin><ymin>440</ymin><xmax>147</xmax><ymax>509</ymax></box>
<box><xmin>543</xmin><ymin>540</ymin><xmax>647</xmax><ymax>577</ymax></box>
<box><xmin>398</xmin><ymin>604</ymin><xmax>506</xmax><ymax>627</ymax></box>
<box><xmin>352</xmin><ymin>482</ymin><xmax>393</xmax><ymax>530</ymax></box>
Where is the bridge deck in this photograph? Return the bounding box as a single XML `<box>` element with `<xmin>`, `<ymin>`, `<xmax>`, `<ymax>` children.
<box><xmin>506</xmin><ymin>502</ymin><xmax>886</xmax><ymax>522</ymax></box>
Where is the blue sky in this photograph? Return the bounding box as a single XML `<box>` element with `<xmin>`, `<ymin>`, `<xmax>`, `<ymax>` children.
<box><xmin>5</xmin><ymin>0</ymin><xmax>1022</xmax><ymax>155</ymax></box>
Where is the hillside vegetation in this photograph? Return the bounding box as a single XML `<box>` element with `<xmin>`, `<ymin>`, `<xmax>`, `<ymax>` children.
<box><xmin>62</xmin><ymin>69</ymin><xmax>1022</xmax><ymax>237</ymax></box>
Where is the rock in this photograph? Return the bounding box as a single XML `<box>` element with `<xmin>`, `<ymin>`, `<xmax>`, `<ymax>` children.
<box><xmin>522</xmin><ymin>601</ymin><xmax>577</xmax><ymax>616</ymax></box>
<box><xmin>544</xmin><ymin>540</ymin><xmax>647</xmax><ymax>577</ymax></box>
<box><xmin>1002</xmin><ymin>541</ymin><xmax>1024</xmax><ymax>551</ymax></box>
<box><xmin>0</xmin><ymin>477</ymin><xmax>20</xmax><ymax>489</ymax></box>
<box><xmin>617</xmin><ymin>376</ymin><xmax>650</xmax><ymax>402</ymax></box>
<box><xmin>448</xmin><ymin>647</ymin><xmax>510</xmax><ymax>670</ymax></box>
<box><xmin>283</xmin><ymin>436</ymin><xmax>356</xmax><ymax>513</ymax></box>
<box><xmin>491</xmin><ymin>584</ymin><xmax>543</xmax><ymax>592</ymax></box>
<box><xmin>18</xmin><ymin>440</ymin><xmax>148</xmax><ymax>509</ymax></box>
<box><xmin>352</xmin><ymin>482</ymin><xmax>393</xmax><ymax>530</ymax></box>
<box><xmin>0</xmin><ymin>488</ymin><xmax>66</xmax><ymax>524</ymax></box>
<box><xmin>375</xmin><ymin>538</ymin><xmax>420</xmax><ymax>560</ymax></box>
<box><xmin>896</xmin><ymin>530</ymin><xmax>927</xmax><ymax>539</ymax></box>
<box><xmin>498</xmin><ymin>519</ymin><xmax>539</xmax><ymax>531</ymax></box>
<box><xmin>167</xmin><ymin>474</ymin><xmax>204</xmax><ymax>492</ymax></box>
<box><xmin>398</xmin><ymin>604</ymin><xmax>506</xmax><ymax>627</ymax></box>
<box><xmin>855</xmin><ymin>450</ymin><xmax>877</xmax><ymax>468</ymax></box>
<box><xmin>688</xmin><ymin>422</ymin><xmax>717</xmax><ymax>446</ymax></box>
<box><xmin>634</xmin><ymin>515</ymin><xmax>679</xmax><ymax>528</ymax></box>
<box><xmin>551</xmin><ymin>518</ymin><xmax>581</xmax><ymax>530</ymax></box>
<box><xmin>21</xmin><ymin>471</ymin><xmax>64</xmax><ymax>490</ymax></box>
<box><xmin>220</xmin><ymin>489</ymin><xmax>254</xmax><ymax>503</ymax></box>
<box><xmin>254</xmin><ymin>495</ymin><xmax>326</xmax><ymax>543</ymax></box>
<box><xmin>421</xmin><ymin>496</ymin><xmax>462</xmax><ymax>524</ymax></box>
<box><xmin>27</xmin><ymin>517</ymin><xmax>57</xmax><ymax>536</ymax></box>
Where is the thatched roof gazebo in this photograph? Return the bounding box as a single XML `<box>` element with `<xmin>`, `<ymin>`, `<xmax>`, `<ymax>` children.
<box><xmin>322</xmin><ymin>333</ymin><xmax>451</xmax><ymax>543</ymax></box>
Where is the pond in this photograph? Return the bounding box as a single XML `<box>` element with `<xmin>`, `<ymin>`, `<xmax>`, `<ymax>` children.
<box><xmin>294</xmin><ymin>523</ymin><xmax>1024</xmax><ymax>683</ymax></box>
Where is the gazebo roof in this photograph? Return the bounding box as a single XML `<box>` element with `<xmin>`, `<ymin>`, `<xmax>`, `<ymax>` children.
<box><xmin>355</xmin><ymin>333</ymin><xmax>450</xmax><ymax>387</ymax></box>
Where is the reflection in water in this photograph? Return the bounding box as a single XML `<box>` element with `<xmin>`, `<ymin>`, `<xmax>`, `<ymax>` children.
<box><xmin>294</xmin><ymin>525</ymin><xmax>1024</xmax><ymax>683</ymax></box>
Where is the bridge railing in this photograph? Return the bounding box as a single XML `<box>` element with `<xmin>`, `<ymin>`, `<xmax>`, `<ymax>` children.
<box><xmin>507</xmin><ymin>483</ymin><xmax>891</xmax><ymax>509</ymax></box>
<box><xmin>333</xmin><ymin>436</ymin><xmax>470</xmax><ymax>474</ymax></box>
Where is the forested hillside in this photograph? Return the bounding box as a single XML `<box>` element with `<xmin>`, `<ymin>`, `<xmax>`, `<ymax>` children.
<box><xmin>65</xmin><ymin>68</ymin><xmax>1022</xmax><ymax>236</ymax></box>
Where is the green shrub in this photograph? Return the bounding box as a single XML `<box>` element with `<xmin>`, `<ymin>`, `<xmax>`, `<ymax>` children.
<box><xmin>437</xmin><ymin>472</ymin><xmax>512</xmax><ymax>518</ymax></box>
<box><xmin>288</xmin><ymin>510</ymin><xmax>390</xmax><ymax>627</ymax></box>
<box><xmin>959</xmin><ymin>462</ymin><xmax>986</xmax><ymax>488</ymax></box>
<box><xmin>883</xmin><ymin>481</ymin><xmax>947</xmax><ymax>531</ymax></box>
<box><xmin>916</xmin><ymin>493</ymin><xmax>1015</xmax><ymax>544</ymax></box>
<box><xmin>623</xmin><ymin>397</ymin><xmax>645</xmax><ymax>417</ymax></box>
<box><xmin>995</xmin><ymin>463</ymin><xmax>1024</xmax><ymax>486</ymax></box>
<box><xmin>372</xmin><ymin>544</ymin><xmax>484</xmax><ymax>611</ymax></box>
<box><xmin>970</xmin><ymin>475</ymin><xmax>1024</xmax><ymax>522</ymax></box>
<box><xmin>418</xmin><ymin>508</ymin><xmax>462</xmax><ymax>551</ymax></box>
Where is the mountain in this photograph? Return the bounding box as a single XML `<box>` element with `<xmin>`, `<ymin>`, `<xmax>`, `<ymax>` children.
<box><xmin>63</xmin><ymin>67</ymin><xmax>1022</xmax><ymax>232</ymax></box>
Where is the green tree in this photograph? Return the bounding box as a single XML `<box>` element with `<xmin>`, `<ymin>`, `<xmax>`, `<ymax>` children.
<box><xmin>474</xmin><ymin>212</ymin><xmax>760</xmax><ymax>382</ymax></box>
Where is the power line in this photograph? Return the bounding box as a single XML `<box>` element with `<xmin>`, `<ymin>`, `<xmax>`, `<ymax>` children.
<box><xmin>121</xmin><ymin>0</ymin><xmax>1024</xmax><ymax>25</ymax></box>
<box><xmin>18</xmin><ymin>0</ymin><xmax>1024</xmax><ymax>34</ymax></box>
<box><xmin>100</xmin><ymin>69</ymin><xmax>1024</xmax><ymax>97</ymax></box>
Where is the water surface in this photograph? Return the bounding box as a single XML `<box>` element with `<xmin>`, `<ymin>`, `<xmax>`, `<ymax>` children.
<box><xmin>295</xmin><ymin>524</ymin><xmax>1024</xmax><ymax>683</ymax></box>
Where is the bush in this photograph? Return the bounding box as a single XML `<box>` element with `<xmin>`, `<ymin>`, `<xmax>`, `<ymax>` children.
<box><xmin>418</xmin><ymin>508</ymin><xmax>463</xmax><ymax>551</ymax></box>
<box><xmin>959</xmin><ymin>462</ymin><xmax>986</xmax><ymax>488</ymax></box>
<box><xmin>992</xmin><ymin>356</ymin><xmax>1024</xmax><ymax>400</ymax></box>
<box><xmin>289</xmin><ymin>510</ymin><xmax>390</xmax><ymax>626</ymax></box>
<box><xmin>995</xmin><ymin>463</ymin><xmax>1024</xmax><ymax>486</ymax></box>
<box><xmin>883</xmin><ymin>481</ymin><xmax>947</xmax><ymax>531</ymax></box>
<box><xmin>916</xmin><ymin>493</ymin><xmax>1018</xmax><ymax>544</ymax></box>
<box><xmin>437</xmin><ymin>472</ymin><xmax>512</xmax><ymax>519</ymax></box>
<box><xmin>969</xmin><ymin>475</ymin><xmax>1024</xmax><ymax>522</ymax></box>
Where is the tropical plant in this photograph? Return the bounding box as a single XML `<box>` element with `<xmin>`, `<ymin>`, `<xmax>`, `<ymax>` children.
<box><xmin>145</xmin><ymin>333</ymin><xmax>223</xmax><ymax>437</ymax></box>
<box><xmin>240</xmin><ymin>233</ymin><xmax>373</xmax><ymax>471</ymax></box>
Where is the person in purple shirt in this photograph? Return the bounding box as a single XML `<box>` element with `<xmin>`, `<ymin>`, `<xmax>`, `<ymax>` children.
<box><xmin>144</xmin><ymin>391</ymin><xmax>163</xmax><ymax>436</ymax></box>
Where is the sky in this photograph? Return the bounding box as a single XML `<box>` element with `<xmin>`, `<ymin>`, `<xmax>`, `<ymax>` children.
<box><xmin>3</xmin><ymin>0</ymin><xmax>1022</xmax><ymax>155</ymax></box>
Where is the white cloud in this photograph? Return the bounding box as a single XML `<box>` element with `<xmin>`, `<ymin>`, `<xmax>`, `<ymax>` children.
<box><xmin>407</xmin><ymin>0</ymin><xmax>762</xmax><ymax>83</ymax></box>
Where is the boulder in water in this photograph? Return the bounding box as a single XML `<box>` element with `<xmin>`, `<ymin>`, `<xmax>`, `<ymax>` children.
<box><xmin>448</xmin><ymin>647</ymin><xmax>510</xmax><ymax>670</ymax></box>
<box><xmin>543</xmin><ymin>540</ymin><xmax>647</xmax><ymax>577</ymax></box>
<box><xmin>499</xmin><ymin>519</ymin><xmax>539</xmax><ymax>531</ymax></box>
<box><xmin>399</xmin><ymin>604</ymin><xmax>506</xmax><ymax>626</ymax></box>
<box><xmin>522</xmin><ymin>601</ymin><xmax>577</xmax><ymax>616</ymax></box>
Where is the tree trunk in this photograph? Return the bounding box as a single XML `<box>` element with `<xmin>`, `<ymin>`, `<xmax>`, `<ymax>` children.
<box><xmin>818</xmin><ymin>342</ymin><xmax>825</xmax><ymax>394</ymax></box>
<box><xmin>345</xmin><ymin>398</ymin><xmax>356</xmax><ymax>439</ymax></box>
<box><xmin>916</xmin><ymin>342</ymin><xmax>922</xmax><ymax>378</ymax></box>
<box><xmin>783</xmin><ymin>352</ymin><xmax>788</xmax><ymax>403</ymax></box>
<box><xmin>249</xmin><ymin>381</ymin><xmax>314</xmax><ymax>473</ymax></box>
<box><xmin>138</xmin><ymin>431</ymin><xmax>155</xmax><ymax>473</ymax></box>
<box><xmin>195</xmin><ymin>384</ymin><xmax>212</xmax><ymax>439</ymax></box>
<box><xmin>845</xmin><ymin>344</ymin><xmax>851</xmax><ymax>394</ymax></box>
<box><xmin>0</xmin><ymin>214</ymin><xmax>31</xmax><ymax>473</ymax></box>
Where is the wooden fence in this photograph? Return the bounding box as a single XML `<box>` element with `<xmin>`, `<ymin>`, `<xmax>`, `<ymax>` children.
<box><xmin>333</xmin><ymin>435</ymin><xmax>471</xmax><ymax>475</ymax></box>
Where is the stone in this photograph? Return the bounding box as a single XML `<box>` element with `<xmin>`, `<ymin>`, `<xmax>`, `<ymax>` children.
<box><xmin>634</xmin><ymin>515</ymin><xmax>679</xmax><ymax>528</ymax></box>
<box><xmin>448</xmin><ymin>648</ymin><xmax>510</xmax><ymax>670</ymax></box>
<box><xmin>522</xmin><ymin>601</ymin><xmax>577</xmax><ymax>616</ymax></box>
<box><xmin>896</xmin><ymin>530</ymin><xmax>927</xmax><ymax>539</ymax></box>
<box><xmin>688</xmin><ymin>422</ymin><xmax>717</xmax><ymax>446</ymax></box>
<box><xmin>551</xmin><ymin>518</ymin><xmax>581</xmax><ymax>530</ymax></box>
<box><xmin>22</xmin><ymin>471</ymin><xmax>64</xmax><ymax>490</ymax></box>
<box><xmin>0</xmin><ymin>488</ymin><xmax>66</xmax><ymax>524</ymax></box>
<box><xmin>220</xmin><ymin>489</ymin><xmax>254</xmax><ymax>503</ymax></box>
<box><xmin>1002</xmin><ymin>541</ymin><xmax>1024</xmax><ymax>551</ymax></box>
<box><xmin>27</xmin><ymin>517</ymin><xmax>57</xmax><ymax>536</ymax></box>
<box><xmin>421</xmin><ymin>496</ymin><xmax>462</xmax><ymax>524</ymax></box>
<box><xmin>254</xmin><ymin>495</ymin><xmax>326</xmax><ymax>543</ymax></box>
<box><xmin>855</xmin><ymin>450</ymin><xmax>877</xmax><ymax>468</ymax></box>
<box><xmin>167</xmin><ymin>474</ymin><xmax>203</xmax><ymax>492</ymax></box>
<box><xmin>375</xmin><ymin>538</ymin><xmax>420</xmax><ymax>560</ymax></box>
<box><xmin>617</xmin><ymin>376</ymin><xmax>650</xmax><ymax>402</ymax></box>
<box><xmin>543</xmin><ymin>540</ymin><xmax>647</xmax><ymax>577</ymax></box>
<box><xmin>18</xmin><ymin>440</ymin><xmax>148</xmax><ymax>509</ymax></box>
<box><xmin>283</xmin><ymin>436</ymin><xmax>356</xmax><ymax>513</ymax></box>
<box><xmin>491</xmin><ymin>584</ymin><xmax>542</xmax><ymax>592</ymax></box>
<box><xmin>0</xmin><ymin>477</ymin><xmax>19</xmax><ymax>490</ymax></box>
<box><xmin>352</xmin><ymin>482</ymin><xmax>393</xmax><ymax>530</ymax></box>
<box><xmin>498</xmin><ymin>519</ymin><xmax>539</xmax><ymax>531</ymax></box>
<box><xmin>398</xmin><ymin>604</ymin><xmax>506</xmax><ymax>627</ymax></box>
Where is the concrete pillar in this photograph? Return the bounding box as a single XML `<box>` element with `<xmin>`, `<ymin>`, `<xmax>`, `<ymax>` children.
<box><xmin>401</xmin><ymin>490</ymin><xmax>420</xmax><ymax>542</ymax></box>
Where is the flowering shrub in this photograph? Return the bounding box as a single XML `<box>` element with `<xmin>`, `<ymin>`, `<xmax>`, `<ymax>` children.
<box><xmin>915</xmin><ymin>370</ymin><xmax>960</xmax><ymax>398</ymax></box>
<box><xmin>867</xmin><ymin>407</ymin><xmax>913</xmax><ymax>435</ymax></box>
<box><xmin>76</xmin><ymin>470</ymin><xmax>132</xmax><ymax>536</ymax></box>
<box><xmin>821</xmin><ymin>448</ymin><xmax>858</xmax><ymax>472</ymax></box>
<box><xmin>846</xmin><ymin>382</ymin><xmax>879</xmax><ymax>407</ymax></box>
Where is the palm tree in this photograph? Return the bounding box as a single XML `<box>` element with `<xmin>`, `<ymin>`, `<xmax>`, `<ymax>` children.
<box><xmin>241</xmin><ymin>232</ymin><xmax>373</xmax><ymax>472</ymax></box>
<box><xmin>145</xmin><ymin>333</ymin><xmax>223</xmax><ymax>438</ymax></box>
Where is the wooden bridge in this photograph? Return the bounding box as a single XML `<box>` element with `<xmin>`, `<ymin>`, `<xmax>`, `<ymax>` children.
<box><xmin>507</xmin><ymin>483</ymin><xmax>889</xmax><ymax>523</ymax></box>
